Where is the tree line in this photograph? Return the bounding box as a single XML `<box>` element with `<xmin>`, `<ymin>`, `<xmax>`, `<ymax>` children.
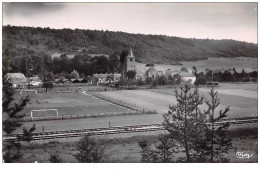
<box><xmin>193</xmin><ymin>66</ymin><xmax>257</xmax><ymax>85</ymax></box>
<box><xmin>3</xmin><ymin>25</ymin><xmax>258</xmax><ymax>65</ymax></box>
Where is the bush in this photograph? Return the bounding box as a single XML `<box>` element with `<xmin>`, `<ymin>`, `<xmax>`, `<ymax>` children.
<box><xmin>145</xmin><ymin>77</ymin><xmax>153</xmax><ymax>85</ymax></box>
<box><xmin>194</xmin><ymin>76</ymin><xmax>207</xmax><ymax>85</ymax></box>
<box><xmin>158</xmin><ymin>75</ymin><xmax>168</xmax><ymax>85</ymax></box>
<box><xmin>74</xmin><ymin>135</ymin><xmax>105</xmax><ymax>163</ymax></box>
<box><xmin>136</xmin><ymin>79</ymin><xmax>145</xmax><ymax>86</ymax></box>
<box><xmin>49</xmin><ymin>153</ymin><xmax>62</xmax><ymax>163</ymax></box>
<box><xmin>151</xmin><ymin>78</ymin><xmax>158</xmax><ymax>88</ymax></box>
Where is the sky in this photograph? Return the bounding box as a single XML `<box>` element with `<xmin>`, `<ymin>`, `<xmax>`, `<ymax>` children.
<box><xmin>2</xmin><ymin>2</ymin><xmax>258</xmax><ymax>43</ymax></box>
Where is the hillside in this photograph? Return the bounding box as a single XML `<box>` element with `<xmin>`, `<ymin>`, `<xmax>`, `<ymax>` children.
<box><xmin>2</xmin><ymin>25</ymin><xmax>258</xmax><ymax>64</ymax></box>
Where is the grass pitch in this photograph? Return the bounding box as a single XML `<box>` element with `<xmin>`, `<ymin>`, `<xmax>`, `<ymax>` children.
<box><xmin>20</xmin><ymin>92</ymin><xmax>129</xmax><ymax>117</ymax></box>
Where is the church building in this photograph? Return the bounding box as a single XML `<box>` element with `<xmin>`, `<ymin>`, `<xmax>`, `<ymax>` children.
<box><xmin>123</xmin><ymin>47</ymin><xmax>136</xmax><ymax>78</ymax></box>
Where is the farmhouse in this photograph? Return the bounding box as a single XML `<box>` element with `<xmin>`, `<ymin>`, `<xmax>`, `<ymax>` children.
<box><xmin>6</xmin><ymin>73</ymin><xmax>27</xmax><ymax>88</ymax></box>
<box><xmin>179</xmin><ymin>72</ymin><xmax>196</xmax><ymax>84</ymax></box>
<box><xmin>92</xmin><ymin>73</ymin><xmax>122</xmax><ymax>85</ymax></box>
<box><xmin>146</xmin><ymin>67</ymin><xmax>159</xmax><ymax>79</ymax></box>
<box><xmin>165</xmin><ymin>69</ymin><xmax>178</xmax><ymax>77</ymax></box>
<box><xmin>29</xmin><ymin>76</ymin><xmax>42</xmax><ymax>86</ymax></box>
<box><xmin>78</xmin><ymin>78</ymin><xmax>88</xmax><ymax>83</ymax></box>
<box><xmin>88</xmin><ymin>54</ymin><xmax>109</xmax><ymax>58</ymax></box>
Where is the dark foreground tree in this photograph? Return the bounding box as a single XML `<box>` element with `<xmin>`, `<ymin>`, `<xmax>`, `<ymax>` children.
<box><xmin>197</xmin><ymin>88</ymin><xmax>232</xmax><ymax>162</ymax></box>
<box><xmin>163</xmin><ymin>84</ymin><xmax>232</xmax><ymax>162</ymax></box>
<box><xmin>2</xmin><ymin>68</ymin><xmax>35</xmax><ymax>162</ymax></box>
<box><xmin>74</xmin><ymin>135</ymin><xmax>106</xmax><ymax>163</ymax></box>
<box><xmin>163</xmin><ymin>84</ymin><xmax>205</xmax><ymax>162</ymax></box>
<box><xmin>138</xmin><ymin>135</ymin><xmax>178</xmax><ymax>163</ymax></box>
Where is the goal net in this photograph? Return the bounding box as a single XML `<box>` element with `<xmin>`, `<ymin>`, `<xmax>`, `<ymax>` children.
<box><xmin>31</xmin><ymin>109</ymin><xmax>59</xmax><ymax>119</ymax></box>
<box><xmin>20</xmin><ymin>90</ymin><xmax>38</xmax><ymax>96</ymax></box>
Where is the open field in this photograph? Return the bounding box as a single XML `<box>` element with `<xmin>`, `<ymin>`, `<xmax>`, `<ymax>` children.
<box><xmin>182</xmin><ymin>57</ymin><xmax>258</xmax><ymax>73</ymax></box>
<box><xmin>97</xmin><ymin>83</ymin><xmax>257</xmax><ymax>118</ymax></box>
<box><xmin>14</xmin><ymin>126</ymin><xmax>258</xmax><ymax>163</ymax></box>
<box><xmin>13</xmin><ymin>83</ymin><xmax>257</xmax><ymax>134</ymax></box>
<box><xmin>136</xmin><ymin>57</ymin><xmax>257</xmax><ymax>73</ymax></box>
<box><xmin>18</xmin><ymin>92</ymin><xmax>129</xmax><ymax>118</ymax></box>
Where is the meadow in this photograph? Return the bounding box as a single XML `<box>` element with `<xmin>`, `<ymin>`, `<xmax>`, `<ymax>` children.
<box><xmin>18</xmin><ymin>92</ymin><xmax>129</xmax><ymax>118</ymax></box>
<box><xmin>148</xmin><ymin>83</ymin><xmax>257</xmax><ymax>118</ymax></box>
<box><xmin>97</xmin><ymin>83</ymin><xmax>257</xmax><ymax>118</ymax></box>
<box><xmin>14</xmin><ymin>126</ymin><xmax>258</xmax><ymax>163</ymax></box>
<box><xmin>136</xmin><ymin>57</ymin><xmax>257</xmax><ymax>73</ymax></box>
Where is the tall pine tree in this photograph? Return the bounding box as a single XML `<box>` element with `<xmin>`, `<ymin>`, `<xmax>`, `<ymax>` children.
<box><xmin>163</xmin><ymin>84</ymin><xmax>205</xmax><ymax>162</ymax></box>
<box><xmin>2</xmin><ymin>58</ymin><xmax>35</xmax><ymax>163</ymax></box>
<box><xmin>197</xmin><ymin>88</ymin><xmax>232</xmax><ymax>162</ymax></box>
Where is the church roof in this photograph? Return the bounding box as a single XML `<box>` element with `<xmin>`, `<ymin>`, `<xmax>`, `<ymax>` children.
<box><xmin>129</xmin><ymin>47</ymin><xmax>134</xmax><ymax>57</ymax></box>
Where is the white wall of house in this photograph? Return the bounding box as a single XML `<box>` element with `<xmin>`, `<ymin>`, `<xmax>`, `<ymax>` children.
<box><xmin>182</xmin><ymin>76</ymin><xmax>196</xmax><ymax>84</ymax></box>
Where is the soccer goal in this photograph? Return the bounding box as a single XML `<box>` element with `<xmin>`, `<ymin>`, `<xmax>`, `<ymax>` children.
<box><xmin>31</xmin><ymin>109</ymin><xmax>59</xmax><ymax>119</ymax></box>
<box><xmin>20</xmin><ymin>89</ymin><xmax>38</xmax><ymax>95</ymax></box>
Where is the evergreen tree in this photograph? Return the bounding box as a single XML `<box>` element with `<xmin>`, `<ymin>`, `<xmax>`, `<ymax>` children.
<box><xmin>163</xmin><ymin>84</ymin><xmax>205</xmax><ymax>162</ymax></box>
<box><xmin>138</xmin><ymin>140</ymin><xmax>158</xmax><ymax>163</ymax></box>
<box><xmin>74</xmin><ymin>135</ymin><xmax>105</xmax><ymax>163</ymax></box>
<box><xmin>138</xmin><ymin>135</ymin><xmax>178</xmax><ymax>163</ymax></box>
<box><xmin>197</xmin><ymin>88</ymin><xmax>232</xmax><ymax>162</ymax></box>
<box><xmin>2</xmin><ymin>59</ymin><xmax>36</xmax><ymax>163</ymax></box>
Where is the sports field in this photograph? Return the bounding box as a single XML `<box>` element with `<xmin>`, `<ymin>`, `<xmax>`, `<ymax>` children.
<box><xmin>97</xmin><ymin>83</ymin><xmax>257</xmax><ymax>118</ymax></box>
<box><xmin>20</xmin><ymin>92</ymin><xmax>129</xmax><ymax>118</ymax></box>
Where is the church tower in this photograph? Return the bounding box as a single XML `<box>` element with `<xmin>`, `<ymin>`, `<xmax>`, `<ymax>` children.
<box><xmin>124</xmin><ymin>47</ymin><xmax>136</xmax><ymax>78</ymax></box>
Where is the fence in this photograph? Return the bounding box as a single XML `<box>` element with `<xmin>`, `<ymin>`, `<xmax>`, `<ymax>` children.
<box><xmin>21</xmin><ymin>110</ymin><xmax>156</xmax><ymax>122</ymax></box>
<box><xmin>87</xmin><ymin>91</ymin><xmax>157</xmax><ymax>113</ymax></box>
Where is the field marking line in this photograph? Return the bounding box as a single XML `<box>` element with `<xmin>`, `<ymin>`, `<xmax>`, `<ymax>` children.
<box><xmin>81</xmin><ymin>91</ymin><xmax>132</xmax><ymax>111</ymax></box>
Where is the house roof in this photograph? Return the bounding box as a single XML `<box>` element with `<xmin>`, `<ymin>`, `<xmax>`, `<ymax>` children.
<box><xmin>165</xmin><ymin>69</ymin><xmax>173</xmax><ymax>75</ymax></box>
<box><xmin>88</xmin><ymin>54</ymin><xmax>109</xmax><ymax>58</ymax></box>
<box><xmin>113</xmin><ymin>74</ymin><xmax>121</xmax><ymax>78</ymax></box>
<box><xmin>129</xmin><ymin>47</ymin><xmax>134</xmax><ymax>57</ymax></box>
<box><xmin>93</xmin><ymin>74</ymin><xmax>109</xmax><ymax>78</ymax></box>
<box><xmin>179</xmin><ymin>72</ymin><xmax>195</xmax><ymax>77</ymax></box>
<box><xmin>6</xmin><ymin>73</ymin><xmax>26</xmax><ymax>79</ymax></box>
<box><xmin>146</xmin><ymin>67</ymin><xmax>158</xmax><ymax>73</ymax></box>
<box><xmin>29</xmin><ymin>76</ymin><xmax>41</xmax><ymax>82</ymax></box>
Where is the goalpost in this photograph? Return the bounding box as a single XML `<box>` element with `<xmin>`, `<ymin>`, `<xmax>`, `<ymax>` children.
<box><xmin>20</xmin><ymin>89</ymin><xmax>38</xmax><ymax>95</ymax></box>
<box><xmin>31</xmin><ymin>109</ymin><xmax>59</xmax><ymax>119</ymax></box>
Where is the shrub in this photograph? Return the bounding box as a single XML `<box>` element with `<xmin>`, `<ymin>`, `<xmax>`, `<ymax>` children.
<box><xmin>145</xmin><ymin>77</ymin><xmax>153</xmax><ymax>85</ymax></box>
<box><xmin>49</xmin><ymin>153</ymin><xmax>62</xmax><ymax>163</ymax></box>
<box><xmin>74</xmin><ymin>135</ymin><xmax>105</xmax><ymax>163</ymax></box>
<box><xmin>158</xmin><ymin>75</ymin><xmax>168</xmax><ymax>85</ymax></box>
<box><xmin>194</xmin><ymin>76</ymin><xmax>207</xmax><ymax>85</ymax></box>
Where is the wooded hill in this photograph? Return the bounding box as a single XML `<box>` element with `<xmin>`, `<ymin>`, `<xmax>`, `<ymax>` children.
<box><xmin>2</xmin><ymin>25</ymin><xmax>258</xmax><ymax>64</ymax></box>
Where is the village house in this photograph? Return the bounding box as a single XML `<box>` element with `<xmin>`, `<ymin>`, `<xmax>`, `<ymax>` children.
<box><xmin>146</xmin><ymin>67</ymin><xmax>159</xmax><ymax>79</ymax></box>
<box><xmin>90</xmin><ymin>73</ymin><xmax>122</xmax><ymax>85</ymax></box>
<box><xmin>6</xmin><ymin>73</ymin><xmax>27</xmax><ymax>88</ymax></box>
<box><xmin>29</xmin><ymin>76</ymin><xmax>42</xmax><ymax>86</ymax></box>
<box><xmin>179</xmin><ymin>71</ymin><xmax>196</xmax><ymax>84</ymax></box>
